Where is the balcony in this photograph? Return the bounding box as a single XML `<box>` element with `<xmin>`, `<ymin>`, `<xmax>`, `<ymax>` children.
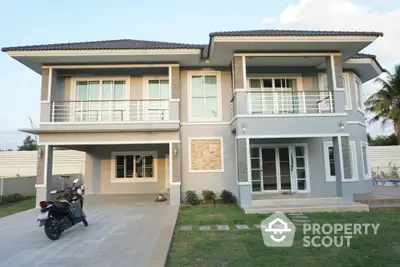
<box><xmin>234</xmin><ymin>90</ymin><xmax>334</xmax><ymax>116</ymax></box>
<box><xmin>231</xmin><ymin>89</ymin><xmax>347</xmax><ymax>136</ymax></box>
<box><xmin>40</xmin><ymin>99</ymin><xmax>179</xmax><ymax>132</ymax></box>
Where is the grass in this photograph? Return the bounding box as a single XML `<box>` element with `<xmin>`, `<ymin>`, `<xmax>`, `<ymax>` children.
<box><xmin>167</xmin><ymin>205</ymin><xmax>400</xmax><ymax>267</ymax></box>
<box><xmin>0</xmin><ymin>197</ymin><xmax>35</xmax><ymax>218</ymax></box>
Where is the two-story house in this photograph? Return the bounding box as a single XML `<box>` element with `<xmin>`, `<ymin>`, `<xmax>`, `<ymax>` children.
<box><xmin>2</xmin><ymin>30</ymin><xmax>384</xmax><ymax>212</ymax></box>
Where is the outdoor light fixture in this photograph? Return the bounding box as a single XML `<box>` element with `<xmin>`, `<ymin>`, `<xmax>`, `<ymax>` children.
<box><xmin>338</xmin><ymin>120</ymin><xmax>345</xmax><ymax>131</ymax></box>
<box><xmin>241</xmin><ymin>121</ymin><xmax>247</xmax><ymax>133</ymax></box>
<box><xmin>173</xmin><ymin>147</ymin><xmax>179</xmax><ymax>157</ymax></box>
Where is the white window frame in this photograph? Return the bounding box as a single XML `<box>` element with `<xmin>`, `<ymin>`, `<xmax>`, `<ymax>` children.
<box><xmin>354</xmin><ymin>75</ymin><xmax>364</xmax><ymax>113</ymax></box>
<box><xmin>360</xmin><ymin>141</ymin><xmax>372</xmax><ymax>180</ymax></box>
<box><xmin>323</xmin><ymin>141</ymin><xmax>358</xmax><ymax>182</ymax></box>
<box><xmin>343</xmin><ymin>73</ymin><xmax>352</xmax><ymax>110</ymax></box>
<box><xmin>318</xmin><ymin>73</ymin><xmax>352</xmax><ymax>110</ymax></box>
<box><xmin>247</xmin><ymin>76</ymin><xmax>303</xmax><ymax>114</ymax></box>
<box><xmin>188</xmin><ymin>137</ymin><xmax>224</xmax><ymax>173</ymax></box>
<box><xmin>144</xmin><ymin>76</ymin><xmax>170</xmax><ymax>121</ymax></box>
<box><xmin>111</xmin><ymin>151</ymin><xmax>158</xmax><ymax>183</ymax></box>
<box><xmin>70</xmin><ymin>77</ymin><xmax>131</xmax><ymax>100</ymax></box>
<box><xmin>187</xmin><ymin>71</ymin><xmax>222</xmax><ymax>122</ymax></box>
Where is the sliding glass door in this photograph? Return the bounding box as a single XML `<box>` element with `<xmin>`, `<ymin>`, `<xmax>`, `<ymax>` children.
<box><xmin>250</xmin><ymin>145</ymin><xmax>308</xmax><ymax>193</ymax></box>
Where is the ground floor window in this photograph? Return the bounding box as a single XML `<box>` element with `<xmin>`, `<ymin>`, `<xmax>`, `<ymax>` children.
<box><xmin>323</xmin><ymin>141</ymin><xmax>358</xmax><ymax>182</ymax></box>
<box><xmin>112</xmin><ymin>151</ymin><xmax>157</xmax><ymax>182</ymax></box>
<box><xmin>361</xmin><ymin>141</ymin><xmax>371</xmax><ymax>179</ymax></box>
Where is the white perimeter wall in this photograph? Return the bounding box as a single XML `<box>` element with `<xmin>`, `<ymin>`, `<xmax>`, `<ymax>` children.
<box><xmin>368</xmin><ymin>146</ymin><xmax>400</xmax><ymax>170</ymax></box>
<box><xmin>0</xmin><ymin>150</ymin><xmax>85</xmax><ymax>178</ymax></box>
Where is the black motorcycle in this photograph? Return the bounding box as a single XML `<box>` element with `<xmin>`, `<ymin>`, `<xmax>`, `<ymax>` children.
<box><xmin>37</xmin><ymin>178</ymin><xmax>88</xmax><ymax>240</ymax></box>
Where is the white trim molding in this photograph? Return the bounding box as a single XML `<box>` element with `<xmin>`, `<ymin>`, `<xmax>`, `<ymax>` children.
<box><xmin>9</xmin><ymin>49</ymin><xmax>200</xmax><ymax>57</ymax></box>
<box><xmin>110</xmin><ymin>151</ymin><xmax>158</xmax><ymax>183</ymax></box>
<box><xmin>323</xmin><ymin>140</ymin><xmax>358</xmax><ymax>182</ymax></box>
<box><xmin>188</xmin><ymin>137</ymin><xmax>225</xmax><ymax>173</ymax></box>
<box><xmin>39</xmin><ymin>140</ymin><xmax>180</xmax><ymax>146</ymax></box>
<box><xmin>233</xmin><ymin>52</ymin><xmax>342</xmax><ymax>57</ymax></box>
<box><xmin>187</xmin><ymin>70</ymin><xmax>223</xmax><ymax>123</ymax></box>
<box><xmin>346</xmin><ymin>121</ymin><xmax>367</xmax><ymax>127</ymax></box>
<box><xmin>236</xmin><ymin>133</ymin><xmax>349</xmax><ymax>139</ymax></box>
<box><xmin>215</xmin><ymin>36</ymin><xmax>377</xmax><ymax>42</ymax></box>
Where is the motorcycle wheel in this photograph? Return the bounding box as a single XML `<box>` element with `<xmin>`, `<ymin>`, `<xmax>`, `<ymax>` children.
<box><xmin>44</xmin><ymin>218</ymin><xmax>62</xmax><ymax>240</ymax></box>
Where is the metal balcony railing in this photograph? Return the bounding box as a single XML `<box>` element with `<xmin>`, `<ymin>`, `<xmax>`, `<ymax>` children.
<box><xmin>50</xmin><ymin>99</ymin><xmax>171</xmax><ymax>123</ymax></box>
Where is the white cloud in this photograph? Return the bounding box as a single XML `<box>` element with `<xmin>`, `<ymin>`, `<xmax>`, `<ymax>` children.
<box><xmin>261</xmin><ymin>17</ymin><xmax>277</xmax><ymax>24</ymax></box>
<box><xmin>279</xmin><ymin>0</ymin><xmax>400</xmax><ymax>66</ymax></box>
<box><xmin>277</xmin><ymin>0</ymin><xmax>400</xmax><ymax>135</ymax></box>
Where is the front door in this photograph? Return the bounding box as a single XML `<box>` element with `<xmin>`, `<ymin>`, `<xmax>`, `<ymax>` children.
<box><xmin>250</xmin><ymin>145</ymin><xmax>308</xmax><ymax>193</ymax></box>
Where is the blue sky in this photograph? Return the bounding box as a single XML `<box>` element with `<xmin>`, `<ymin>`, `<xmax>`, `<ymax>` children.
<box><xmin>0</xmin><ymin>0</ymin><xmax>399</xmax><ymax>149</ymax></box>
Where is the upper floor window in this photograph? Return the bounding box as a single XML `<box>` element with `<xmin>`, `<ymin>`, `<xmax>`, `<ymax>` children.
<box><xmin>146</xmin><ymin>78</ymin><xmax>170</xmax><ymax>121</ymax></box>
<box><xmin>318</xmin><ymin>73</ymin><xmax>351</xmax><ymax>110</ymax></box>
<box><xmin>188</xmin><ymin>72</ymin><xmax>221</xmax><ymax>121</ymax></box>
<box><xmin>75</xmin><ymin>79</ymin><xmax>126</xmax><ymax>101</ymax></box>
<box><xmin>355</xmin><ymin>76</ymin><xmax>364</xmax><ymax>112</ymax></box>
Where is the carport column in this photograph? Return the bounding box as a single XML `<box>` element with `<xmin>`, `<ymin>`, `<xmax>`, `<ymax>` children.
<box><xmin>325</xmin><ymin>55</ymin><xmax>345</xmax><ymax>113</ymax></box>
<box><xmin>35</xmin><ymin>145</ymin><xmax>53</xmax><ymax>207</ymax></box>
<box><xmin>169</xmin><ymin>142</ymin><xmax>181</xmax><ymax>205</ymax></box>
<box><xmin>332</xmin><ymin>137</ymin><xmax>344</xmax><ymax>197</ymax></box>
<box><xmin>236</xmin><ymin>138</ymin><xmax>252</xmax><ymax>207</ymax></box>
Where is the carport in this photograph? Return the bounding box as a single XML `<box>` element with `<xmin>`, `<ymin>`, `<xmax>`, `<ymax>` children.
<box><xmin>0</xmin><ymin>194</ymin><xmax>178</xmax><ymax>267</ymax></box>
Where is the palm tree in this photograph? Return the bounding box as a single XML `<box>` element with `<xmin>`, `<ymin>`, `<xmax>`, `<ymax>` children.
<box><xmin>365</xmin><ymin>65</ymin><xmax>400</xmax><ymax>145</ymax></box>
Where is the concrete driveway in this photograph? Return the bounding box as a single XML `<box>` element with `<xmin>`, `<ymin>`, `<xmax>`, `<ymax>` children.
<box><xmin>0</xmin><ymin>195</ymin><xmax>178</xmax><ymax>267</ymax></box>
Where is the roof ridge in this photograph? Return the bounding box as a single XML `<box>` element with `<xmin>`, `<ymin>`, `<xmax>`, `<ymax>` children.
<box><xmin>209</xmin><ymin>29</ymin><xmax>384</xmax><ymax>37</ymax></box>
<box><xmin>2</xmin><ymin>39</ymin><xmax>206</xmax><ymax>52</ymax></box>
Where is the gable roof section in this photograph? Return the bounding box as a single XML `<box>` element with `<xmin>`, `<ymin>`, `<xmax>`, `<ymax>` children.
<box><xmin>1</xmin><ymin>39</ymin><xmax>206</xmax><ymax>52</ymax></box>
<box><xmin>209</xmin><ymin>29</ymin><xmax>383</xmax><ymax>37</ymax></box>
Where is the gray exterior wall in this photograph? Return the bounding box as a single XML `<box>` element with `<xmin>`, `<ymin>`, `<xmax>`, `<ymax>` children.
<box><xmin>179</xmin><ymin>70</ymin><xmax>237</xmax><ymax>198</ymax></box>
<box><xmin>84</xmin><ymin>144</ymin><xmax>169</xmax><ymax>195</ymax></box>
<box><xmin>249</xmin><ymin>137</ymin><xmax>370</xmax><ymax>200</ymax></box>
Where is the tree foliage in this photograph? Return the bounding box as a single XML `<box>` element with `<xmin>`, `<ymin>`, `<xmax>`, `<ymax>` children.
<box><xmin>365</xmin><ymin>65</ymin><xmax>400</xmax><ymax>144</ymax></box>
<box><xmin>17</xmin><ymin>135</ymin><xmax>37</xmax><ymax>151</ymax></box>
<box><xmin>368</xmin><ymin>133</ymin><xmax>398</xmax><ymax>146</ymax></box>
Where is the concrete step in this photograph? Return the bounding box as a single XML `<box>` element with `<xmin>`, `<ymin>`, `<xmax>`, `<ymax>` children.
<box><xmin>242</xmin><ymin>201</ymin><xmax>369</xmax><ymax>214</ymax></box>
<box><xmin>368</xmin><ymin>202</ymin><xmax>400</xmax><ymax>211</ymax></box>
<box><xmin>252</xmin><ymin>197</ymin><xmax>343</xmax><ymax>206</ymax></box>
<box><xmin>356</xmin><ymin>198</ymin><xmax>400</xmax><ymax>205</ymax></box>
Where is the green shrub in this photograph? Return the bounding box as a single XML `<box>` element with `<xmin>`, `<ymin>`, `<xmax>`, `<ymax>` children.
<box><xmin>184</xmin><ymin>190</ymin><xmax>200</xmax><ymax>205</ymax></box>
<box><xmin>0</xmin><ymin>193</ymin><xmax>24</xmax><ymax>205</ymax></box>
<box><xmin>220</xmin><ymin>190</ymin><xmax>237</xmax><ymax>204</ymax></box>
<box><xmin>202</xmin><ymin>190</ymin><xmax>216</xmax><ymax>204</ymax></box>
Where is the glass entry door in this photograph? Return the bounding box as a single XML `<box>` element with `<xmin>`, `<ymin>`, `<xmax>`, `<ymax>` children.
<box><xmin>250</xmin><ymin>146</ymin><xmax>307</xmax><ymax>193</ymax></box>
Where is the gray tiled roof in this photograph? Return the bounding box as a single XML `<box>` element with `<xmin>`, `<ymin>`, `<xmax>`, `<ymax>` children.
<box><xmin>209</xmin><ymin>29</ymin><xmax>383</xmax><ymax>37</ymax></box>
<box><xmin>1</xmin><ymin>39</ymin><xmax>205</xmax><ymax>52</ymax></box>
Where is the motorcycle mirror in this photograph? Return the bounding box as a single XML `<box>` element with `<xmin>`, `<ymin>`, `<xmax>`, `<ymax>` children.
<box><xmin>49</xmin><ymin>190</ymin><xmax>57</xmax><ymax>195</ymax></box>
<box><xmin>73</xmin><ymin>178</ymin><xmax>79</xmax><ymax>184</ymax></box>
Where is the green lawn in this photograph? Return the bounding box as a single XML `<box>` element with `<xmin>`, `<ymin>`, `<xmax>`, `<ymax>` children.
<box><xmin>0</xmin><ymin>197</ymin><xmax>35</xmax><ymax>218</ymax></box>
<box><xmin>167</xmin><ymin>205</ymin><xmax>400</xmax><ymax>267</ymax></box>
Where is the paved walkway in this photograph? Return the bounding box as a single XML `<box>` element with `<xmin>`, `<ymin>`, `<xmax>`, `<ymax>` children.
<box><xmin>0</xmin><ymin>194</ymin><xmax>178</xmax><ymax>267</ymax></box>
<box><xmin>180</xmin><ymin>212</ymin><xmax>311</xmax><ymax>231</ymax></box>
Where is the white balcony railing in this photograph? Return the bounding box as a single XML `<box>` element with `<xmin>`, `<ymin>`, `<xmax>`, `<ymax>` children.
<box><xmin>232</xmin><ymin>90</ymin><xmax>334</xmax><ymax>116</ymax></box>
<box><xmin>50</xmin><ymin>99</ymin><xmax>171</xmax><ymax>123</ymax></box>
